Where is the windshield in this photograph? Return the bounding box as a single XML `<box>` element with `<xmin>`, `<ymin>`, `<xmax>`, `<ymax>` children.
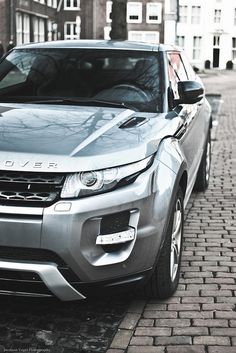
<box><xmin>0</xmin><ymin>48</ymin><xmax>162</xmax><ymax>112</ymax></box>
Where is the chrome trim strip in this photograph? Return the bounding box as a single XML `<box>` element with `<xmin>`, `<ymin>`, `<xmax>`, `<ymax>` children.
<box><xmin>0</xmin><ymin>261</ymin><xmax>86</xmax><ymax>301</ymax></box>
<box><xmin>96</xmin><ymin>228</ymin><xmax>135</xmax><ymax>245</ymax></box>
<box><xmin>0</xmin><ymin>205</ymin><xmax>43</xmax><ymax>215</ymax></box>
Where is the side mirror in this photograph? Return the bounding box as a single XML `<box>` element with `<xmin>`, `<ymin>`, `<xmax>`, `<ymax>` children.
<box><xmin>177</xmin><ymin>80</ymin><xmax>204</xmax><ymax>104</ymax></box>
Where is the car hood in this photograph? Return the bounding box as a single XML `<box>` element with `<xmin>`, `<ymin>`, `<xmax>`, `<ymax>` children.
<box><xmin>0</xmin><ymin>103</ymin><xmax>183</xmax><ymax>172</ymax></box>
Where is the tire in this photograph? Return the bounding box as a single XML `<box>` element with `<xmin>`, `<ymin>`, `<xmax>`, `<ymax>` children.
<box><xmin>194</xmin><ymin>131</ymin><xmax>211</xmax><ymax>192</ymax></box>
<box><xmin>143</xmin><ymin>187</ymin><xmax>184</xmax><ymax>299</ymax></box>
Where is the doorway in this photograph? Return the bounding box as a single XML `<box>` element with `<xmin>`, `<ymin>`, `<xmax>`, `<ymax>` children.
<box><xmin>213</xmin><ymin>48</ymin><xmax>220</xmax><ymax>68</ymax></box>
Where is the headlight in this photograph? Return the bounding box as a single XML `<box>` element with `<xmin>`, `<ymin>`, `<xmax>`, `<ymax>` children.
<box><xmin>61</xmin><ymin>156</ymin><xmax>153</xmax><ymax>198</ymax></box>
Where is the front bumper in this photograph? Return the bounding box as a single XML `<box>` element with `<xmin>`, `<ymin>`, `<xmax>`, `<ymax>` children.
<box><xmin>0</xmin><ymin>158</ymin><xmax>176</xmax><ymax>300</ymax></box>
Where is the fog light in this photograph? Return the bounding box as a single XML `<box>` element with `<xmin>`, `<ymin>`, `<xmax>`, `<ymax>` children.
<box><xmin>96</xmin><ymin>228</ymin><xmax>135</xmax><ymax>245</ymax></box>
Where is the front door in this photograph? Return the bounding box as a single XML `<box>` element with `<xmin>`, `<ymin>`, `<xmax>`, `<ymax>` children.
<box><xmin>213</xmin><ymin>48</ymin><xmax>220</xmax><ymax>68</ymax></box>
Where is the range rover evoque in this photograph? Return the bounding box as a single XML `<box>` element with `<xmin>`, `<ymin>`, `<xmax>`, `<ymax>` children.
<box><xmin>0</xmin><ymin>40</ymin><xmax>211</xmax><ymax>300</ymax></box>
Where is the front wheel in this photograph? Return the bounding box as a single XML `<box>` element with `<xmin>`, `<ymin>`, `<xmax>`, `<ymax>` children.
<box><xmin>143</xmin><ymin>187</ymin><xmax>184</xmax><ymax>299</ymax></box>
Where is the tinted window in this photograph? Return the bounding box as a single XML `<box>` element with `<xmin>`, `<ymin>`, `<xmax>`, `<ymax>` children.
<box><xmin>0</xmin><ymin>48</ymin><xmax>162</xmax><ymax>112</ymax></box>
<box><xmin>168</xmin><ymin>52</ymin><xmax>188</xmax><ymax>81</ymax></box>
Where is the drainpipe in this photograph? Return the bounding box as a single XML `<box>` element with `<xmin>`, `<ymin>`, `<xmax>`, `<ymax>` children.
<box><xmin>93</xmin><ymin>0</ymin><xmax>97</xmax><ymax>39</ymax></box>
<box><xmin>10</xmin><ymin>0</ymin><xmax>14</xmax><ymax>42</ymax></box>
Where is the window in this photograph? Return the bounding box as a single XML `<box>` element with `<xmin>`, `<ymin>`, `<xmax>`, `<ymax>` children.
<box><xmin>64</xmin><ymin>0</ymin><xmax>80</xmax><ymax>10</ymax></box>
<box><xmin>193</xmin><ymin>36</ymin><xmax>202</xmax><ymax>60</ymax></box>
<box><xmin>128</xmin><ymin>31</ymin><xmax>159</xmax><ymax>43</ymax></box>
<box><xmin>48</xmin><ymin>20</ymin><xmax>53</xmax><ymax>41</ymax></box>
<box><xmin>146</xmin><ymin>3</ymin><xmax>162</xmax><ymax>24</ymax></box>
<box><xmin>104</xmin><ymin>26</ymin><xmax>111</xmax><ymax>39</ymax></box>
<box><xmin>177</xmin><ymin>36</ymin><xmax>185</xmax><ymax>48</ymax></box>
<box><xmin>64</xmin><ymin>20</ymin><xmax>81</xmax><ymax>40</ymax></box>
<box><xmin>127</xmin><ymin>2</ymin><xmax>142</xmax><ymax>23</ymax></box>
<box><xmin>168</xmin><ymin>53</ymin><xmax>188</xmax><ymax>101</ymax></box>
<box><xmin>181</xmin><ymin>52</ymin><xmax>196</xmax><ymax>80</ymax></box>
<box><xmin>0</xmin><ymin>49</ymin><xmax>161</xmax><ymax>112</ymax></box>
<box><xmin>213</xmin><ymin>35</ymin><xmax>220</xmax><ymax>47</ymax></box>
<box><xmin>179</xmin><ymin>6</ymin><xmax>188</xmax><ymax>23</ymax></box>
<box><xmin>168</xmin><ymin>53</ymin><xmax>188</xmax><ymax>81</ymax></box>
<box><xmin>33</xmin><ymin>17</ymin><xmax>45</xmax><ymax>42</ymax></box>
<box><xmin>16</xmin><ymin>12</ymin><xmax>30</xmax><ymax>45</ymax></box>
<box><xmin>191</xmin><ymin>6</ymin><xmax>201</xmax><ymax>24</ymax></box>
<box><xmin>16</xmin><ymin>12</ymin><xmax>23</xmax><ymax>45</ymax></box>
<box><xmin>234</xmin><ymin>8</ymin><xmax>236</xmax><ymax>25</ymax></box>
<box><xmin>47</xmin><ymin>0</ymin><xmax>56</xmax><ymax>6</ymax></box>
<box><xmin>214</xmin><ymin>9</ymin><xmax>221</xmax><ymax>23</ymax></box>
<box><xmin>232</xmin><ymin>38</ymin><xmax>236</xmax><ymax>61</ymax></box>
<box><xmin>106</xmin><ymin>1</ymin><xmax>112</xmax><ymax>23</ymax></box>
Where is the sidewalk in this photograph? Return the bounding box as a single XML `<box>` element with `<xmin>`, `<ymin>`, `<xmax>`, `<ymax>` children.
<box><xmin>107</xmin><ymin>70</ymin><xmax>236</xmax><ymax>353</ymax></box>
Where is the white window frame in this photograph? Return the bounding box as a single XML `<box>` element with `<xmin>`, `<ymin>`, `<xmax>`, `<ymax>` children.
<box><xmin>64</xmin><ymin>21</ymin><xmax>80</xmax><ymax>40</ymax></box>
<box><xmin>232</xmin><ymin>37</ymin><xmax>236</xmax><ymax>61</ymax></box>
<box><xmin>127</xmin><ymin>2</ymin><xmax>142</xmax><ymax>24</ymax></box>
<box><xmin>214</xmin><ymin>9</ymin><xmax>221</xmax><ymax>23</ymax></box>
<box><xmin>106</xmin><ymin>1</ymin><xmax>112</xmax><ymax>23</ymax></box>
<box><xmin>179</xmin><ymin>5</ymin><xmax>188</xmax><ymax>23</ymax></box>
<box><xmin>23</xmin><ymin>14</ymin><xmax>30</xmax><ymax>43</ymax></box>
<box><xmin>191</xmin><ymin>6</ymin><xmax>201</xmax><ymax>25</ymax></box>
<box><xmin>192</xmin><ymin>36</ymin><xmax>202</xmax><ymax>60</ymax></box>
<box><xmin>128</xmin><ymin>30</ymin><xmax>159</xmax><ymax>44</ymax></box>
<box><xmin>64</xmin><ymin>0</ymin><xmax>80</xmax><ymax>10</ymax></box>
<box><xmin>16</xmin><ymin>12</ymin><xmax>23</xmax><ymax>45</ymax></box>
<box><xmin>146</xmin><ymin>2</ymin><xmax>162</xmax><ymax>24</ymax></box>
<box><xmin>104</xmin><ymin>26</ymin><xmax>111</xmax><ymax>39</ymax></box>
<box><xmin>33</xmin><ymin>17</ymin><xmax>45</xmax><ymax>42</ymax></box>
<box><xmin>16</xmin><ymin>12</ymin><xmax>30</xmax><ymax>45</ymax></box>
<box><xmin>177</xmin><ymin>36</ymin><xmax>185</xmax><ymax>48</ymax></box>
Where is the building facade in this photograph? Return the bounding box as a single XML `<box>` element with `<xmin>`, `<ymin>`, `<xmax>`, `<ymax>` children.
<box><xmin>104</xmin><ymin>0</ymin><xmax>165</xmax><ymax>44</ymax></box>
<box><xmin>0</xmin><ymin>0</ymin><xmax>95</xmax><ymax>52</ymax></box>
<box><xmin>0</xmin><ymin>0</ymin><xmax>58</xmax><ymax>51</ymax></box>
<box><xmin>177</xmin><ymin>0</ymin><xmax>236</xmax><ymax>69</ymax></box>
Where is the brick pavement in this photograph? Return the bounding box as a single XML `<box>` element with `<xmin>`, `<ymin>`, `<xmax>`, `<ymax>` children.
<box><xmin>108</xmin><ymin>70</ymin><xmax>236</xmax><ymax>353</ymax></box>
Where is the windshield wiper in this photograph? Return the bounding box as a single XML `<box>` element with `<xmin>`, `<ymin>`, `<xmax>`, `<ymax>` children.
<box><xmin>18</xmin><ymin>97</ymin><xmax>138</xmax><ymax>111</ymax></box>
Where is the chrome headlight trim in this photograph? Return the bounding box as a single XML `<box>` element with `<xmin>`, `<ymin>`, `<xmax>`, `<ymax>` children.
<box><xmin>61</xmin><ymin>156</ymin><xmax>153</xmax><ymax>198</ymax></box>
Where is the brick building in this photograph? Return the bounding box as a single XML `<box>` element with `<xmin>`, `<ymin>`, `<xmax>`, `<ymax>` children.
<box><xmin>104</xmin><ymin>0</ymin><xmax>165</xmax><ymax>43</ymax></box>
<box><xmin>0</xmin><ymin>0</ymin><xmax>176</xmax><ymax>54</ymax></box>
<box><xmin>0</xmin><ymin>0</ymin><xmax>57</xmax><ymax>52</ymax></box>
<box><xmin>0</xmin><ymin>0</ymin><xmax>95</xmax><ymax>52</ymax></box>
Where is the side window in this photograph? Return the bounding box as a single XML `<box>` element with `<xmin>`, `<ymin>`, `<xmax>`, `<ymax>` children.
<box><xmin>180</xmin><ymin>52</ymin><xmax>196</xmax><ymax>80</ymax></box>
<box><xmin>168</xmin><ymin>52</ymin><xmax>188</xmax><ymax>81</ymax></box>
<box><xmin>167</xmin><ymin>52</ymin><xmax>188</xmax><ymax>101</ymax></box>
<box><xmin>168</xmin><ymin>62</ymin><xmax>179</xmax><ymax>100</ymax></box>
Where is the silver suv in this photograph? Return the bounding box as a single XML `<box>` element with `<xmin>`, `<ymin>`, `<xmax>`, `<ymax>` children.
<box><xmin>0</xmin><ymin>40</ymin><xmax>211</xmax><ymax>300</ymax></box>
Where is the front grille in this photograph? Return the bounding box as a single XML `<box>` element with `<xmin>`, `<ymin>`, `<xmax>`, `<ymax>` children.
<box><xmin>100</xmin><ymin>211</ymin><xmax>130</xmax><ymax>235</ymax></box>
<box><xmin>0</xmin><ymin>246</ymin><xmax>82</xmax><ymax>296</ymax></box>
<box><xmin>0</xmin><ymin>171</ymin><xmax>65</xmax><ymax>206</ymax></box>
<box><xmin>0</xmin><ymin>273</ymin><xmax>53</xmax><ymax>296</ymax></box>
<box><xmin>0</xmin><ymin>246</ymin><xmax>67</xmax><ymax>267</ymax></box>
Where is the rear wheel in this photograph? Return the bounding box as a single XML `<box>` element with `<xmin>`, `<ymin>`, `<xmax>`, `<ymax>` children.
<box><xmin>143</xmin><ymin>187</ymin><xmax>184</xmax><ymax>299</ymax></box>
<box><xmin>194</xmin><ymin>131</ymin><xmax>211</xmax><ymax>191</ymax></box>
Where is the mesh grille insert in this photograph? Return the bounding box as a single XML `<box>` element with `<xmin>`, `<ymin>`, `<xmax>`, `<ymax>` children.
<box><xmin>0</xmin><ymin>246</ymin><xmax>67</xmax><ymax>267</ymax></box>
<box><xmin>0</xmin><ymin>171</ymin><xmax>65</xmax><ymax>206</ymax></box>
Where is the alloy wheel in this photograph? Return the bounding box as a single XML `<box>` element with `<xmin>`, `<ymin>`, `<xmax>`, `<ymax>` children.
<box><xmin>170</xmin><ymin>198</ymin><xmax>183</xmax><ymax>282</ymax></box>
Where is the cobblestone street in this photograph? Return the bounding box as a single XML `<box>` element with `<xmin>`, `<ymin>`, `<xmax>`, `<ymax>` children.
<box><xmin>108</xmin><ymin>70</ymin><xmax>236</xmax><ymax>353</ymax></box>
<box><xmin>0</xmin><ymin>71</ymin><xmax>235</xmax><ymax>353</ymax></box>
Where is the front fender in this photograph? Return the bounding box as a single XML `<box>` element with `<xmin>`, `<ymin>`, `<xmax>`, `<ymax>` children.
<box><xmin>150</xmin><ymin>137</ymin><xmax>188</xmax><ymax>263</ymax></box>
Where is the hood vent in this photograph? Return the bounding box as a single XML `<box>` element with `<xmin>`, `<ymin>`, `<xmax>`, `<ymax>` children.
<box><xmin>119</xmin><ymin>116</ymin><xmax>148</xmax><ymax>129</ymax></box>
